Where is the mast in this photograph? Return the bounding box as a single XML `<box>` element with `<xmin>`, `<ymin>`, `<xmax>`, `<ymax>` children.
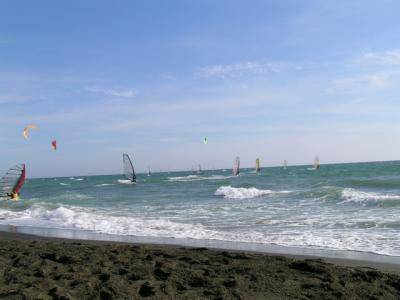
<box><xmin>233</xmin><ymin>156</ymin><xmax>240</xmax><ymax>176</ymax></box>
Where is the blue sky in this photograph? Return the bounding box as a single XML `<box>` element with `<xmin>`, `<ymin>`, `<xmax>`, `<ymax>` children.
<box><xmin>1</xmin><ymin>0</ymin><xmax>400</xmax><ymax>177</ymax></box>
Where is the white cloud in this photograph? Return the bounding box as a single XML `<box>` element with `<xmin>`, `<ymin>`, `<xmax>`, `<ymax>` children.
<box><xmin>159</xmin><ymin>73</ymin><xmax>176</xmax><ymax>80</ymax></box>
<box><xmin>356</xmin><ymin>49</ymin><xmax>400</xmax><ymax>66</ymax></box>
<box><xmin>86</xmin><ymin>87</ymin><xmax>137</xmax><ymax>98</ymax></box>
<box><xmin>326</xmin><ymin>73</ymin><xmax>389</xmax><ymax>95</ymax></box>
<box><xmin>197</xmin><ymin>61</ymin><xmax>287</xmax><ymax>78</ymax></box>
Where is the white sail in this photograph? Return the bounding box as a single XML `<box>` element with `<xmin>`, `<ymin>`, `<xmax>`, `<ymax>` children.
<box><xmin>122</xmin><ymin>153</ymin><xmax>136</xmax><ymax>182</ymax></box>
<box><xmin>147</xmin><ymin>166</ymin><xmax>151</xmax><ymax>176</ymax></box>
<box><xmin>233</xmin><ymin>156</ymin><xmax>240</xmax><ymax>176</ymax></box>
<box><xmin>283</xmin><ymin>160</ymin><xmax>287</xmax><ymax>170</ymax></box>
<box><xmin>314</xmin><ymin>156</ymin><xmax>320</xmax><ymax>170</ymax></box>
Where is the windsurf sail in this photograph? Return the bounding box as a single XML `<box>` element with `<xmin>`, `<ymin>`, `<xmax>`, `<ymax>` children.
<box><xmin>314</xmin><ymin>156</ymin><xmax>320</xmax><ymax>170</ymax></box>
<box><xmin>255</xmin><ymin>158</ymin><xmax>260</xmax><ymax>173</ymax></box>
<box><xmin>233</xmin><ymin>156</ymin><xmax>240</xmax><ymax>176</ymax></box>
<box><xmin>0</xmin><ymin>164</ymin><xmax>26</xmax><ymax>199</ymax></box>
<box><xmin>23</xmin><ymin>124</ymin><xmax>38</xmax><ymax>139</ymax></box>
<box><xmin>122</xmin><ymin>153</ymin><xmax>136</xmax><ymax>182</ymax></box>
<box><xmin>283</xmin><ymin>160</ymin><xmax>287</xmax><ymax>170</ymax></box>
<box><xmin>147</xmin><ymin>166</ymin><xmax>151</xmax><ymax>176</ymax></box>
<box><xmin>197</xmin><ymin>164</ymin><xmax>202</xmax><ymax>174</ymax></box>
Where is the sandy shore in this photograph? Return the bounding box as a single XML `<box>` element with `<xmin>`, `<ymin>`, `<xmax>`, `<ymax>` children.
<box><xmin>0</xmin><ymin>231</ymin><xmax>399</xmax><ymax>299</ymax></box>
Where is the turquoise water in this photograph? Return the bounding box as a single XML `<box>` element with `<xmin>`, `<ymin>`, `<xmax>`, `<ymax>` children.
<box><xmin>1</xmin><ymin>161</ymin><xmax>400</xmax><ymax>256</ymax></box>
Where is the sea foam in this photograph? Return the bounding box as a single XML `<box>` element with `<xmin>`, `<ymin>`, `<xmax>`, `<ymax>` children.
<box><xmin>340</xmin><ymin>188</ymin><xmax>400</xmax><ymax>203</ymax></box>
<box><xmin>215</xmin><ymin>186</ymin><xmax>276</xmax><ymax>199</ymax></box>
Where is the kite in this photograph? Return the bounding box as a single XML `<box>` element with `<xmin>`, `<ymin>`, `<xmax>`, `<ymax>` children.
<box><xmin>51</xmin><ymin>140</ymin><xmax>57</xmax><ymax>151</ymax></box>
<box><xmin>23</xmin><ymin>124</ymin><xmax>38</xmax><ymax>139</ymax></box>
<box><xmin>203</xmin><ymin>137</ymin><xmax>208</xmax><ymax>145</ymax></box>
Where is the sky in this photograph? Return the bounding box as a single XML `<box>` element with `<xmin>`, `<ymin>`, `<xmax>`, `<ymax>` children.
<box><xmin>1</xmin><ymin>0</ymin><xmax>400</xmax><ymax>177</ymax></box>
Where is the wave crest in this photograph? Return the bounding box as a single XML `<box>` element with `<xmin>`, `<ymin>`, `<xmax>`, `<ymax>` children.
<box><xmin>340</xmin><ymin>188</ymin><xmax>400</xmax><ymax>203</ymax></box>
<box><xmin>215</xmin><ymin>186</ymin><xmax>276</xmax><ymax>199</ymax></box>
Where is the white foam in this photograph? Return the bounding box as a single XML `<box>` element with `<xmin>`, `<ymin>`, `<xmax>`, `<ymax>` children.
<box><xmin>340</xmin><ymin>188</ymin><xmax>400</xmax><ymax>203</ymax></box>
<box><xmin>74</xmin><ymin>178</ymin><xmax>84</xmax><ymax>181</ymax></box>
<box><xmin>168</xmin><ymin>175</ymin><xmax>199</xmax><ymax>181</ymax></box>
<box><xmin>96</xmin><ymin>183</ymin><xmax>115</xmax><ymax>187</ymax></box>
<box><xmin>59</xmin><ymin>183</ymin><xmax>70</xmax><ymax>186</ymax></box>
<box><xmin>168</xmin><ymin>175</ymin><xmax>231</xmax><ymax>182</ymax></box>
<box><xmin>0</xmin><ymin>204</ymin><xmax>399</xmax><ymax>256</ymax></box>
<box><xmin>117</xmin><ymin>179</ymin><xmax>136</xmax><ymax>185</ymax></box>
<box><xmin>215</xmin><ymin>186</ymin><xmax>276</xmax><ymax>199</ymax></box>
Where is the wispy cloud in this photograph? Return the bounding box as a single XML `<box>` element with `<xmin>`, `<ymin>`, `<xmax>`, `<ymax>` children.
<box><xmin>86</xmin><ymin>87</ymin><xmax>137</xmax><ymax>98</ymax></box>
<box><xmin>326</xmin><ymin>73</ymin><xmax>389</xmax><ymax>94</ymax></box>
<box><xmin>196</xmin><ymin>61</ymin><xmax>288</xmax><ymax>78</ymax></box>
<box><xmin>355</xmin><ymin>49</ymin><xmax>400</xmax><ymax>66</ymax></box>
<box><xmin>159</xmin><ymin>73</ymin><xmax>176</xmax><ymax>80</ymax></box>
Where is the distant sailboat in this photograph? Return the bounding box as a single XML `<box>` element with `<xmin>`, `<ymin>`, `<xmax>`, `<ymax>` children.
<box><xmin>283</xmin><ymin>160</ymin><xmax>288</xmax><ymax>170</ymax></box>
<box><xmin>314</xmin><ymin>156</ymin><xmax>320</xmax><ymax>170</ymax></box>
<box><xmin>197</xmin><ymin>164</ymin><xmax>202</xmax><ymax>174</ymax></box>
<box><xmin>255</xmin><ymin>158</ymin><xmax>261</xmax><ymax>173</ymax></box>
<box><xmin>122</xmin><ymin>153</ymin><xmax>136</xmax><ymax>182</ymax></box>
<box><xmin>147</xmin><ymin>166</ymin><xmax>151</xmax><ymax>177</ymax></box>
<box><xmin>233</xmin><ymin>156</ymin><xmax>240</xmax><ymax>176</ymax></box>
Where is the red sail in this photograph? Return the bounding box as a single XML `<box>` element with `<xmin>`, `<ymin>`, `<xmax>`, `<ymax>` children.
<box><xmin>13</xmin><ymin>164</ymin><xmax>26</xmax><ymax>194</ymax></box>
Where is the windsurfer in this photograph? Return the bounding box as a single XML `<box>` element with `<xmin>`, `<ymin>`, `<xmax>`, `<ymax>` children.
<box><xmin>6</xmin><ymin>191</ymin><xmax>19</xmax><ymax>200</ymax></box>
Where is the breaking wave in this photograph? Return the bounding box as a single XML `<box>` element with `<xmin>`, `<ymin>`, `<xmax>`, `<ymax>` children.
<box><xmin>168</xmin><ymin>175</ymin><xmax>230</xmax><ymax>182</ymax></box>
<box><xmin>340</xmin><ymin>188</ymin><xmax>400</xmax><ymax>204</ymax></box>
<box><xmin>215</xmin><ymin>186</ymin><xmax>283</xmax><ymax>199</ymax></box>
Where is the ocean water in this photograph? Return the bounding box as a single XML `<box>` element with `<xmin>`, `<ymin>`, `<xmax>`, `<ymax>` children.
<box><xmin>1</xmin><ymin>161</ymin><xmax>400</xmax><ymax>257</ymax></box>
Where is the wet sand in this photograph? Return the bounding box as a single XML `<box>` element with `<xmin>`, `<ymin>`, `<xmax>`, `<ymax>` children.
<box><xmin>0</xmin><ymin>231</ymin><xmax>399</xmax><ymax>299</ymax></box>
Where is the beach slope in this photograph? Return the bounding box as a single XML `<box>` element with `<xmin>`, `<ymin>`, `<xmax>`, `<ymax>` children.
<box><xmin>0</xmin><ymin>234</ymin><xmax>399</xmax><ymax>299</ymax></box>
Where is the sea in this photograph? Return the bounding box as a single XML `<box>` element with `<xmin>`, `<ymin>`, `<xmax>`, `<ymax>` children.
<box><xmin>1</xmin><ymin>160</ymin><xmax>400</xmax><ymax>258</ymax></box>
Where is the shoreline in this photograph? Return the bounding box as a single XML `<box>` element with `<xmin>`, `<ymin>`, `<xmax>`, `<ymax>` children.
<box><xmin>0</xmin><ymin>230</ymin><xmax>399</xmax><ymax>299</ymax></box>
<box><xmin>0</xmin><ymin>224</ymin><xmax>399</xmax><ymax>273</ymax></box>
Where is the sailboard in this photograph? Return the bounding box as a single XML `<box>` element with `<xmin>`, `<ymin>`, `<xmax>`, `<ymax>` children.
<box><xmin>314</xmin><ymin>156</ymin><xmax>320</xmax><ymax>170</ymax></box>
<box><xmin>122</xmin><ymin>153</ymin><xmax>136</xmax><ymax>182</ymax></box>
<box><xmin>233</xmin><ymin>156</ymin><xmax>240</xmax><ymax>176</ymax></box>
<box><xmin>0</xmin><ymin>164</ymin><xmax>26</xmax><ymax>200</ymax></box>
<box><xmin>255</xmin><ymin>158</ymin><xmax>260</xmax><ymax>173</ymax></box>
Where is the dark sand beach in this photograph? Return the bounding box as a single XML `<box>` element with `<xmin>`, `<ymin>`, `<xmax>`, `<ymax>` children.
<box><xmin>0</xmin><ymin>232</ymin><xmax>399</xmax><ymax>299</ymax></box>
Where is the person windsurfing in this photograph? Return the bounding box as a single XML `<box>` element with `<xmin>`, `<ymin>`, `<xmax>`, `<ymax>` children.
<box><xmin>1</xmin><ymin>164</ymin><xmax>26</xmax><ymax>201</ymax></box>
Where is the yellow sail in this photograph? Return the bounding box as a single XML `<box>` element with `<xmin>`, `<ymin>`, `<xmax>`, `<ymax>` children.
<box><xmin>255</xmin><ymin>158</ymin><xmax>260</xmax><ymax>172</ymax></box>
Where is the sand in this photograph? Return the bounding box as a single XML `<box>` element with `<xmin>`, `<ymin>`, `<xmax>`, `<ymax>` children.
<box><xmin>0</xmin><ymin>232</ymin><xmax>399</xmax><ymax>299</ymax></box>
